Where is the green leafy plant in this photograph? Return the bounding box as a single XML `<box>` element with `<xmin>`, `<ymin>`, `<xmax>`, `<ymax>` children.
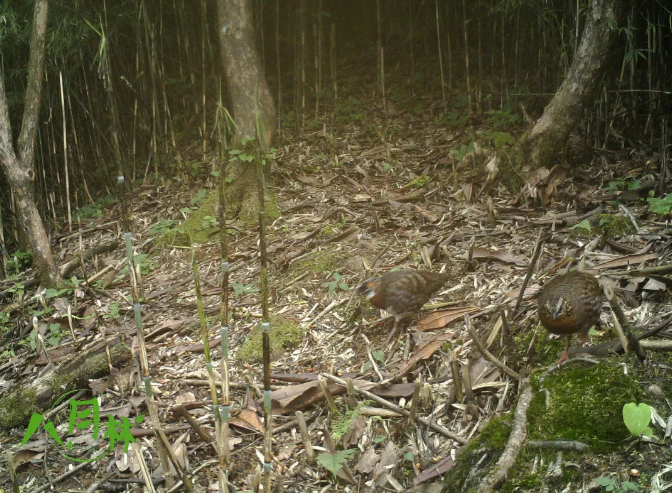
<box><xmin>0</xmin><ymin>310</ymin><xmax>11</xmax><ymax>336</ymax></box>
<box><xmin>0</xmin><ymin>349</ymin><xmax>15</xmax><ymax>361</ymax></box>
<box><xmin>202</xmin><ymin>215</ymin><xmax>217</xmax><ymax>228</ymax></box>
<box><xmin>441</xmin><ymin>110</ymin><xmax>468</xmax><ymax>127</ymax></box>
<box><xmin>606</xmin><ymin>176</ymin><xmax>641</xmax><ymax>193</ymax></box>
<box><xmin>450</xmin><ymin>142</ymin><xmax>475</xmax><ymax>162</ymax></box>
<box><xmin>232</xmin><ymin>282</ymin><xmax>259</xmax><ymax>298</ymax></box>
<box><xmin>104</xmin><ymin>302</ymin><xmax>121</xmax><ymax>321</ymax></box>
<box><xmin>594</xmin><ymin>477</ymin><xmax>639</xmax><ymax>492</ymax></box>
<box><xmin>406</xmin><ymin>174</ymin><xmax>431</xmax><ymax>188</ymax></box>
<box><xmin>322</xmin><ymin>272</ymin><xmax>349</xmax><ymax>295</ymax></box>
<box><xmin>229</xmin><ymin>148</ymin><xmax>255</xmax><ymax>163</ymax></box>
<box><xmin>372</xmin><ymin>350</ymin><xmax>385</xmax><ymax>363</ymax></box>
<box><xmin>648</xmin><ymin>193</ymin><xmax>672</xmax><ymax>215</ymax></box>
<box><xmin>571</xmin><ymin>219</ymin><xmax>593</xmax><ymax>235</ymax></box>
<box><xmin>622</xmin><ymin>402</ymin><xmax>652</xmax><ymax>438</ymax></box>
<box><xmin>149</xmin><ymin>219</ymin><xmax>176</xmax><ymax>235</ymax></box>
<box><xmin>332</xmin><ymin>405</ymin><xmax>361</xmax><ymax>439</ymax></box>
<box><xmin>7</xmin><ymin>249</ymin><xmax>32</xmax><ymax>273</ymax></box>
<box><xmin>488</xmin><ymin>109</ymin><xmax>520</xmax><ymax>129</ymax></box>
<box><xmin>79</xmin><ymin>203</ymin><xmax>103</xmax><ymax>218</ymax></box>
<box><xmin>46</xmin><ymin>323</ymin><xmax>63</xmax><ymax>346</ymax></box>
<box><xmin>190</xmin><ymin>189</ymin><xmax>208</xmax><ymax>206</ymax></box>
<box><xmin>317</xmin><ymin>449</ymin><xmax>357</xmax><ymax>477</ymax></box>
<box><xmin>121</xmin><ymin>254</ymin><xmax>154</xmax><ymax>276</ymax></box>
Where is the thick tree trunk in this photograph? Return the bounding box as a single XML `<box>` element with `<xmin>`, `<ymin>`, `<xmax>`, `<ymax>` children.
<box><xmin>520</xmin><ymin>0</ymin><xmax>623</xmax><ymax>169</ymax></box>
<box><xmin>216</xmin><ymin>0</ymin><xmax>276</xmax><ymax>147</ymax></box>
<box><xmin>216</xmin><ymin>0</ymin><xmax>277</xmax><ymax>220</ymax></box>
<box><xmin>0</xmin><ymin>0</ymin><xmax>60</xmax><ymax>287</ymax></box>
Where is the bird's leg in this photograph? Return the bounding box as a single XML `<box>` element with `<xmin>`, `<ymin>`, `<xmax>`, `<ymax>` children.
<box><xmin>384</xmin><ymin>316</ymin><xmax>400</xmax><ymax>345</ymax></box>
<box><xmin>555</xmin><ymin>336</ymin><xmax>572</xmax><ymax>364</ymax></box>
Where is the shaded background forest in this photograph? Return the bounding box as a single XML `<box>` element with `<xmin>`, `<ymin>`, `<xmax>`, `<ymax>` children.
<box><xmin>0</xmin><ymin>0</ymin><xmax>670</xmax><ymax>253</ymax></box>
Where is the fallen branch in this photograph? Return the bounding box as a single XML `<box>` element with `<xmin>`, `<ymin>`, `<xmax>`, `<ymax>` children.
<box><xmin>322</xmin><ymin>373</ymin><xmax>467</xmax><ymax>444</ymax></box>
<box><xmin>528</xmin><ymin>440</ymin><xmax>588</xmax><ymax>451</ymax></box>
<box><xmin>605</xmin><ymin>286</ymin><xmax>647</xmax><ymax>362</ymax></box>
<box><xmin>477</xmin><ymin>379</ymin><xmax>533</xmax><ymax>493</ymax></box>
<box><xmin>465</xmin><ymin>315</ymin><xmax>520</xmax><ymax>380</ymax></box>
<box><xmin>514</xmin><ymin>230</ymin><xmax>545</xmax><ymax>313</ymax></box>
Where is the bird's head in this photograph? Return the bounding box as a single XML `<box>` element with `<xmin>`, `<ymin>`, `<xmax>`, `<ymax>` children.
<box><xmin>357</xmin><ymin>278</ymin><xmax>378</xmax><ymax>299</ymax></box>
<box><xmin>545</xmin><ymin>297</ymin><xmax>568</xmax><ymax>321</ymax></box>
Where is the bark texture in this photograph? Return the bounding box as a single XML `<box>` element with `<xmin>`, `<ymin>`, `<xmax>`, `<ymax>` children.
<box><xmin>217</xmin><ymin>0</ymin><xmax>276</xmax><ymax>147</ymax></box>
<box><xmin>520</xmin><ymin>0</ymin><xmax>623</xmax><ymax>169</ymax></box>
<box><xmin>0</xmin><ymin>0</ymin><xmax>60</xmax><ymax>287</ymax></box>
<box><xmin>216</xmin><ymin>0</ymin><xmax>277</xmax><ymax>219</ymax></box>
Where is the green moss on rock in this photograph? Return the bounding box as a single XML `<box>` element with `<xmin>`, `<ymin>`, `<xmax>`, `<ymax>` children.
<box><xmin>442</xmin><ymin>413</ymin><xmax>513</xmax><ymax>492</ymax></box>
<box><xmin>513</xmin><ymin>325</ymin><xmax>567</xmax><ymax>367</ymax></box>
<box><xmin>238</xmin><ymin>316</ymin><xmax>304</xmax><ymax>364</ymax></box>
<box><xmin>597</xmin><ymin>214</ymin><xmax>634</xmax><ymax>237</ymax></box>
<box><xmin>528</xmin><ymin>361</ymin><xmax>642</xmax><ymax>453</ymax></box>
<box><xmin>0</xmin><ymin>387</ymin><xmax>38</xmax><ymax>430</ymax></box>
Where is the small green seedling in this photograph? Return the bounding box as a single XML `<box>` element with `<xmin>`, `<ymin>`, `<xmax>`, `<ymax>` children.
<box><xmin>317</xmin><ymin>449</ymin><xmax>356</xmax><ymax>477</ymax></box>
<box><xmin>372</xmin><ymin>350</ymin><xmax>385</xmax><ymax>363</ymax></box>
<box><xmin>648</xmin><ymin>192</ymin><xmax>672</xmax><ymax>215</ymax></box>
<box><xmin>622</xmin><ymin>402</ymin><xmax>652</xmax><ymax>438</ymax></box>
<box><xmin>594</xmin><ymin>477</ymin><xmax>639</xmax><ymax>492</ymax></box>
<box><xmin>322</xmin><ymin>272</ymin><xmax>349</xmax><ymax>295</ymax></box>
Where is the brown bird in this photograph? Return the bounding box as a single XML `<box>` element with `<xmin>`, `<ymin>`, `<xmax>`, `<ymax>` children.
<box><xmin>538</xmin><ymin>270</ymin><xmax>602</xmax><ymax>364</ymax></box>
<box><xmin>358</xmin><ymin>269</ymin><xmax>452</xmax><ymax>340</ymax></box>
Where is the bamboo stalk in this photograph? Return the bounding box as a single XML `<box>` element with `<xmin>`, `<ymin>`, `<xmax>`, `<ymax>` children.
<box><xmin>59</xmin><ymin>72</ymin><xmax>72</xmax><ymax>232</ymax></box>
<box><xmin>255</xmin><ymin>119</ymin><xmax>273</xmax><ymax>492</ymax></box>
<box><xmin>117</xmin><ymin>176</ymin><xmax>189</xmax><ymax>490</ymax></box>
<box><xmin>434</xmin><ymin>0</ymin><xmax>446</xmax><ymax>114</ymax></box>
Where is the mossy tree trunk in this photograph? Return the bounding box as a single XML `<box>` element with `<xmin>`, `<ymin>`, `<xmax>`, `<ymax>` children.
<box><xmin>0</xmin><ymin>0</ymin><xmax>61</xmax><ymax>287</ymax></box>
<box><xmin>520</xmin><ymin>0</ymin><xmax>624</xmax><ymax>170</ymax></box>
<box><xmin>216</xmin><ymin>0</ymin><xmax>277</xmax><ymax>220</ymax></box>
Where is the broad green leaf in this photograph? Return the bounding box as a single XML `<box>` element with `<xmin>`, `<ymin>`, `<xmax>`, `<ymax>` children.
<box><xmin>622</xmin><ymin>402</ymin><xmax>651</xmax><ymax>436</ymax></box>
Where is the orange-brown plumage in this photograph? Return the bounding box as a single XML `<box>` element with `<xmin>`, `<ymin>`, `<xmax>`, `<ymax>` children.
<box><xmin>538</xmin><ymin>271</ymin><xmax>602</xmax><ymax>363</ymax></box>
<box><xmin>358</xmin><ymin>269</ymin><xmax>452</xmax><ymax>340</ymax></box>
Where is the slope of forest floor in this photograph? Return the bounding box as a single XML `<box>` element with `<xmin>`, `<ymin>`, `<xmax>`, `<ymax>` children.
<box><xmin>2</xmin><ymin>87</ymin><xmax>672</xmax><ymax>493</ymax></box>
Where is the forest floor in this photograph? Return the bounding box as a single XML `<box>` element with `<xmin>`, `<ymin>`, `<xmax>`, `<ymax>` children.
<box><xmin>3</xmin><ymin>84</ymin><xmax>672</xmax><ymax>493</ymax></box>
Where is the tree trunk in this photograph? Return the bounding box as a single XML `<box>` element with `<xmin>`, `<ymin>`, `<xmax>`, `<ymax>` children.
<box><xmin>520</xmin><ymin>0</ymin><xmax>623</xmax><ymax>169</ymax></box>
<box><xmin>0</xmin><ymin>0</ymin><xmax>60</xmax><ymax>287</ymax></box>
<box><xmin>216</xmin><ymin>0</ymin><xmax>277</xmax><ymax>220</ymax></box>
<box><xmin>216</xmin><ymin>0</ymin><xmax>276</xmax><ymax>146</ymax></box>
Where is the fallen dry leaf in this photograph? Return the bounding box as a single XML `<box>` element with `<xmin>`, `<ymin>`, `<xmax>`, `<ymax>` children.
<box><xmin>342</xmin><ymin>415</ymin><xmax>367</xmax><ymax>447</ymax></box>
<box><xmin>414</xmin><ymin>453</ymin><xmax>458</xmax><ymax>485</ymax></box>
<box><xmin>355</xmin><ymin>447</ymin><xmax>380</xmax><ymax>474</ymax></box>
<box><xmin>464</xmin><ymin>247</ymin><xmax>528</xmax><ymax>267</ymax></box>
<box><xmin>417</xmin><ymin>306</ymin><xmax>481</xmax><ymax>331</ymax></box>
<box><xmin>395</xmin><ymin>333</ymin><xmax>454</xmax><ymax>379</ymax></box>
<box><xmin>373</xmin><ymin>441</ymin><xmax>400</xmax><ymax>486</ymax></box>
<box><xmin>591</xmin><ymin>253</ymin><xmax>659</xmax><ymax>271</ymax></box>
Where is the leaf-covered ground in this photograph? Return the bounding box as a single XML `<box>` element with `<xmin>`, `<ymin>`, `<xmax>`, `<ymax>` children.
<box><xmin>2</xmin><ymin>81</ymin><xmax>672</xmax><ymax>492</ymax></box>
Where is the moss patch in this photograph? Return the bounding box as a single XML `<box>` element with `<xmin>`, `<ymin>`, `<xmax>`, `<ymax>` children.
<box><xmin>0</xmin><ymin>386</ymin><xmax>38</xmax><ymax>430</ymax></box>
<box><xmin>512</xmin><ymin>325</ymin><xmax>567</xmax><ymax>367</ymax></box>
<box><xmin>237</xmin><ymin>316</ymin><xmax>304</xmax><ymax>364</ymax></box>
<box><xmin>528</xmin><ymin>361</ymin><xmax>642</xmax><ymax>453</ymax></box>
<box><xmin>597</xmin><ymin>214</ymin><xmax>634</xmax><ymax>237</ymax></box>
<box><xmin>482</xmin><ymin>130</ymin><xmax>517</xmax><ymax>149</ymax></box>
<box><xmin>290</xmin><ymin>247</ymin><xmax>343</xmax><ymax>275</ymax></box>
<box><xmin>442</xmin><ymin>413</ymin><xmax>513</xmax><ymax>492</ymax></box>
<box><xmin>161</xmin><ymin>188</ymin><xmax>280</xmax><ymax>246</ymax></box>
